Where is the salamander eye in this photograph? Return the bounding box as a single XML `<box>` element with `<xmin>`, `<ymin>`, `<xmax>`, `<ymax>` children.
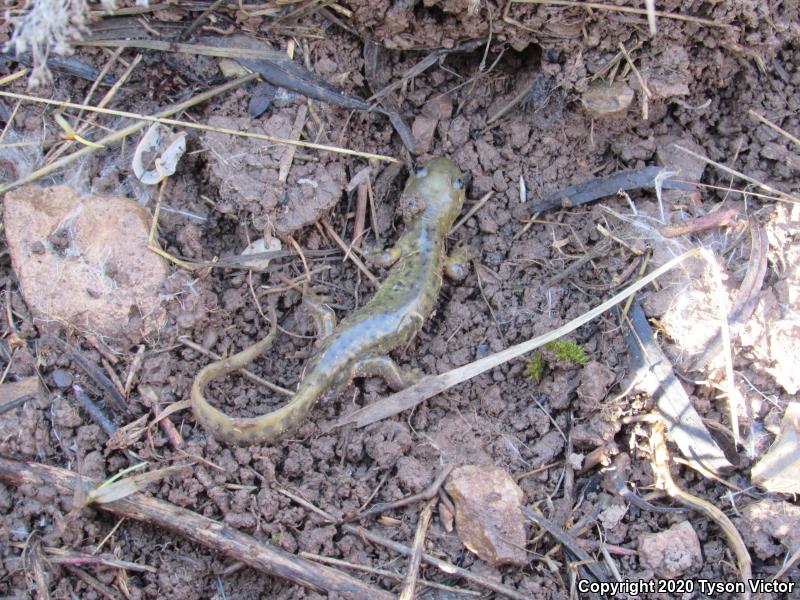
<box><xmin>452</xmin><ymin>177</ymin><xmax>463</xmax><ymax>189</ymax></box>
<box><xmin>414</xmin><ymin>165</ymin><xmax>427</xmax><ymax>178</ymax></box>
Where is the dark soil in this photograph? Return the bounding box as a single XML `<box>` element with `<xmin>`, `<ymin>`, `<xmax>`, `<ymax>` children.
<box><xmin>1</xmin><ymin>1</ymin><xmax>799</xmax><ymax>598</ymax></box>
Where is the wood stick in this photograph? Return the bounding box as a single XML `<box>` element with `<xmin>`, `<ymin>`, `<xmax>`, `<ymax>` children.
<box><xmin>341</xmin><ymin>524</ymin><xmax>529</xmax><ymax>600</ymax></box>
<box><xmin>0</xmin><ymin>457</ymin><xmax>393</xmax><ymax>600</ymax></box>
<box><xmin>346</xmin><ymin>464</ymin><xmax>452</xmax><ymax>521</ymax></box>
<box><xmin>399</xmin><ymin>498</ymin><xmax>436</xmax><ymax>600</ymax></box>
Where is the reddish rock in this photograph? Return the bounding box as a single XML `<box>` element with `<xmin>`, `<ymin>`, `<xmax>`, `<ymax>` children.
<box><xmin>445</xmin><ymin>465</ymin><xmax>527</xmax><ymax>567</ymax></box>
<box><xmin>411</xmin><ymin>115</ymin><xmax>439</xmax><ymax>155</ymax></box>
<box><xmin>422</xmin><ymin>94</ymin><xmax>453</xmax><ymax>120</ymax></box>
<box><xmin>3</xmin><ymin>185</ymin><xmax>167</xmax><ymax>340</ymax></box>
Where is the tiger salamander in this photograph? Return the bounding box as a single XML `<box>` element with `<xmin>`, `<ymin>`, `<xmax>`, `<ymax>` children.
<box><xmin>192</xmin><ymin>157</ymin><xmax>466</xmax><ymax>445</ymax></box>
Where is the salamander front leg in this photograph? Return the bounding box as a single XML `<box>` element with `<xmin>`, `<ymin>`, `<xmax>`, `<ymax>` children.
<box><xmin>362</xmin><ymin>244</ymin><xmax>402</xmax><ymax>268</ymax></box>
<box><xmin>303</xmin><ymin>287</ymin><xmax>336</xmax><ymax>340</ymax></box>
<box><xmin>362</xmin><ymin>231</ymin><xmax>415</xmax><ymax>269</ymax></box>
<box><xmin>353</xmin><ymin>356</ymin><xmax>422</xmax><ymax>391</ymax></box>
<box><xmin>444</xmin><ymin>243</ymin><xmax>473</xmax><ymax>281</ymax></box>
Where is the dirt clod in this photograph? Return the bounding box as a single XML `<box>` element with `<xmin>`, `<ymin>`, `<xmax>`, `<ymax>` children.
<box><xmin>576</xmin><ymin>360</ymin><xmax>615</xmax><ymax>409</ymax></box>
<box><xmin>202</xmin><ymin>114</ymin><xmax>346</xmax><ymax>237</ymax></box>
<box><xmin>638</xmin><ymin>520</ymin><xmax>702</xmax><ymax>578</ymax></box>
<box><xmin>736</xmin><ymin>500</ymin><xmax>800</xmax><ymax>561</ymax></box>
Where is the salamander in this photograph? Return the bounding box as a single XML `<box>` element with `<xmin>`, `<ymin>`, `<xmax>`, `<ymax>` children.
<box><xmin>192</xmin><ymin>157</ymin><xmax>467</xmax><ymax>445</ymax></box>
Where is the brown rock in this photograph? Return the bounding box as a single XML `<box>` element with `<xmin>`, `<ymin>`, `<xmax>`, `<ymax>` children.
<box><xmin>422</xmin><ymin>95</ymin><xmax>453</xmax><ymax>120</ymax></box>
<box><xmin>576</xmin><ymin>361</ymin><xmax>615</xmax><ymax>408</ymax></box>
<box><xmin>638</xmin><ymin>521</ymin><xmax>702</xmax><ymax>578</ymax></box>
<box><xmin>656</xmin><ymin>137</ymin><xmax>707</xmax><ymax>181</ymax></box>
<box><xmin>581</xmin><ymin>81</ymin><xmax>634</xmax><ymax>116</ymax></box>
<box><xmin>3</xmin><ymin>185</ymin><xmax>167</xmax><ymax>340</ymax></box>
<box><xmin>445</xmin><ymin>465</ymin><xmax>527</xmax><ymax>567</ymax></box>
<box><xmin>411</xmin><ymin>115</ymin><xmax>439</xmax><ymax>155</ymax></box>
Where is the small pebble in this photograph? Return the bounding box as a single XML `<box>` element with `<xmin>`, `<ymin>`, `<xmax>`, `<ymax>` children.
<box><xmin>52</xmin><ymin>368</ymin><xmax>73</xmax><ymax>389</ymax></box>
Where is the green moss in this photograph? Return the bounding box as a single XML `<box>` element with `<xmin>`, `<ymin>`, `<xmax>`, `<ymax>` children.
<box><xmin>526</xmin><ymin>352</ymin><xmax>545</xmax><ymax>382</ymax></box>
<box><xmin>271</xmin><ymin>531</ymin><xmax>282</xmax><ymax>545</ymax></box>
<box><xmin>545</xmin><ymin>339</ymin><xmax>589</xmax><ymax>366</ymax></box>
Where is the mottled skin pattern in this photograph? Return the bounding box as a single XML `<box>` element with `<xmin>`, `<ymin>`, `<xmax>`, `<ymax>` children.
<box><xmin>192</xmin><ymin>157</ymin><xmax>466</xmax><ymax>445</ymax></box>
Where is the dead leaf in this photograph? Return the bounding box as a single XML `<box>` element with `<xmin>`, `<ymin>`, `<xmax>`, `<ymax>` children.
<box><xmin>752</xmin><ymin>403</ymin><xmax>800</xmax><ymax>494</ymax></box>
<box><xmin>88</xmin><ymin>464</ymin><xmax>184</xmax><ymax>505</ymax></box>
<box><xmin>132</xmin><ymin>123</ymin><xmax>186</xmax><ymax>185</ymax></box>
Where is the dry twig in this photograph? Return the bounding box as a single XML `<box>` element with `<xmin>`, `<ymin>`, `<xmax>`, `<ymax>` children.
<box><xmin>399</xmin><ymin>498</ymin><xmax>436</xmax><ymax>600</ymax></box>
<box><xmin>0</xmin><ymin>457</ymin><xmax>393</xmax><ymax>600</ymax></box>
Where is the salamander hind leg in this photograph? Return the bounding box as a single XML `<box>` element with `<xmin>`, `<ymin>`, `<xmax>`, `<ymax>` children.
<box><xmin>353</xmin><ymin>356</ymin><xmax>422</xmax><ymax>391</ymax></box>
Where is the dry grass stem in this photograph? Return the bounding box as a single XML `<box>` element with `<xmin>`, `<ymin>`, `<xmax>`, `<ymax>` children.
<box><xmin>340</xmin><ymin>247</ymin><xmax>702</xmax><ymax>428</ymax></box>
<box><xmin>321</xmin><ymin>220</ymin><xmax>379</xmax><ymax>286</ymax></box>
<box><xmin>451</xmin><ymin>191</ymin><xmax>493</xmax><ymax>234</ymax></box>
<box><xmin>278</xmin><ymin>104</ymin><xmax>309</xmax><ymax>183</ymax></box>
<box><xmin>77</xmin><ymin>38</ymin><xmax>326</xmax><ymax>62</ymax></box>
<box><xmin>46</xmin><ymin>51</ymin><xmax>144</xmax><ymax>162</ymax></box>
<box><xmin>644</xmin><ymin>0</ymin><xmax>657</xmax><ymax>34</ymax></box>
<box><xmin>0</xmin><ymin>74</ymin><xmax>258</xmax><ymax>194</ymax></box>
<box><xmin>399</xmin><ymin>498</ymin><xmax>436</xmax><ymax>600</ymax></box>
<box><xmin>704</xmin><ymin>248</ymin><xmax>740</xmax><ymax>446</ymax></box>
<box><xmin>678</xmin><ymin>180</ymin><xmax>788</xmax><ymax>202</ymax></box>
<box><xmin>748</xmin><ymin>109</ymin><xmax>800</xmax><ymax>148</ymax></box>
<box><xmin>674</xmin><ymin>144</ymin><xmax>800</xmax><ymax>204</ymax></box>
<box><xmin>0</xmin><ymin>90</ymin><xmax>398</xmax><ymax>169</ymax></box>
<box><xmin>0</xmin><ymin>69</ymin><xmax>30</xmax><ymax>86</ymax></box>
<box><xmin>504</xmin><ymin>0</ymin><xmax>729</xmax><ymax>29</ymax></box>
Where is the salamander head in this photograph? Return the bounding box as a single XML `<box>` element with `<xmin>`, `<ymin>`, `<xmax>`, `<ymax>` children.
<box><xmin>405</xmin><ymin>157</ymin><xmax>466</xmax><ymax>229</ymax></box>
